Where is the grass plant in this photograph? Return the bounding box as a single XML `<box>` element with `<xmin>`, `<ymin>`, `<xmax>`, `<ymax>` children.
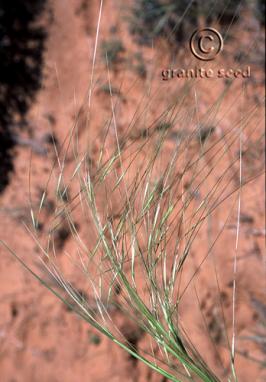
<box><xmin>1</xmin><ymin>1</ymin><xmax>265</xmax><ymax>381</ymax></box>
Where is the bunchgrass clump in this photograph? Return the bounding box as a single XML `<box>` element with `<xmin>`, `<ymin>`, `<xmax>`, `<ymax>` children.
<box><xmin>3</xmin><ymin>78</ymin><xmax>264</xmax><ymax>381</ymax></box>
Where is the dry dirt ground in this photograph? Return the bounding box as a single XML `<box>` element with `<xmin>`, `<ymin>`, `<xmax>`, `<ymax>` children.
<box><xmin>0</xmin><ymin>1</ymin><xmax>265</xmax><ymax>381</ymax></box>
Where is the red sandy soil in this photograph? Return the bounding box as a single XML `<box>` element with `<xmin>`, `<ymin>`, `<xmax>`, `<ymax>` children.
<box><xmin>0</xmin><ymin>1</ymin><xmax>265</xmax><ymax>381</ymax></box>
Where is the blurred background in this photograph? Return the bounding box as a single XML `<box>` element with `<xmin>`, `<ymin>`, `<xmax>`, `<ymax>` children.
<box><xmin>0</xmin><ymin>1</ymin><xmax>265</xmax><ymax>381</ymax></box>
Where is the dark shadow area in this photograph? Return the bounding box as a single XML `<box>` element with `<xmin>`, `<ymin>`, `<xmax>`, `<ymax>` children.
<box><xmin>0</xmin><ymin>0</ymin><xmax>47</xmax><ymax>193</ymax></box>
<box><xmin>126</xmin><ymin>0</ymin><xmax>266</xmax><ymax>47</ymax></box>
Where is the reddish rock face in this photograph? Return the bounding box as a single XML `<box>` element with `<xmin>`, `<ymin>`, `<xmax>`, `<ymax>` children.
<box><xmin>0</xmin><ymin>1</ymin><xmax>264</xmax><ymax>381</ymax></box>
